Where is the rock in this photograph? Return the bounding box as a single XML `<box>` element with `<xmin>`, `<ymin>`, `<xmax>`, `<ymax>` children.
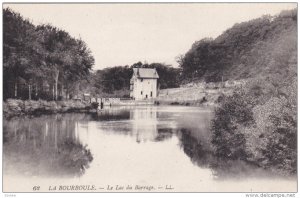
<box><xmin>24</xmin><ymin>100</ymin><xmax>40</xmax><ymax>113</ymax></box>
<box><xmin>6</xmin><ymin>99</ymin><xmax>24</xmax><ymax>112</ymax></box>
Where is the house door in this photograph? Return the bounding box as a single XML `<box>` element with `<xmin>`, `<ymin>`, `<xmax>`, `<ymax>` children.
<box><xmin>146</xmin><ymin>94</ymin><xmax>148</xmax><ymax>99</ymax></box>
<box><xmin>150</xmin><ymin>91</ymin><xmax>152</xmax><ymax>97</ymax></box>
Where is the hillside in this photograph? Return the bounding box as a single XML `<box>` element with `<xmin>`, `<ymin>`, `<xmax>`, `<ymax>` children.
<box><xmin>179</xmin><ymin>9</ymin><xmax>297</xmax><ymax>83</ymax></box>
<box><xmin>205</xmin><ymin>9</ymin><xmax>297</xmax><ymax>175</ymax></box>
<box><xmin>167</xmin><ymin>9</ymin><xmax>297</xmax><ymax>175</ymax></box>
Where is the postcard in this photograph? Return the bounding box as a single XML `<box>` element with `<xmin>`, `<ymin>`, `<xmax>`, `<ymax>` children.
<box><xmin>2</xmin><ymin>2</ymin><xmax>297</xmax><ymax>195</ymax></box>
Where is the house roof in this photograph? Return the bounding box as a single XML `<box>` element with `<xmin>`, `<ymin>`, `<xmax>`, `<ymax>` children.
<box><xmin>133</xmin><ymin>68</ymin><xmax>159</xmax><ymax>79</ymax></box>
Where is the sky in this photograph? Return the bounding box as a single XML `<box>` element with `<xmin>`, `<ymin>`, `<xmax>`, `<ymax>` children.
<box><xmin>4</xmin><ymin>3</ymin><xmax>297</xmax><ymax>70</ymax></box>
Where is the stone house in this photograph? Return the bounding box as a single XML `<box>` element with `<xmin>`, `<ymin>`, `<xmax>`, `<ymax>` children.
<box><xmin>130</xmin><ymin>68</ymin><xmax>159</xmax><ymax>100</ymax></box>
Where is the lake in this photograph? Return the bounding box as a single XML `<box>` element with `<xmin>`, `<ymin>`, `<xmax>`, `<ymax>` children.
<box><xmin>3</xmin><ymin>106</ymin><xmax>296</xmax><ymax>192</ymax></box>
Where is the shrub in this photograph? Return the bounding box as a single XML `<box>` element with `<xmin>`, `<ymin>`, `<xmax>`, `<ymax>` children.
<box><xmin>90</xmin><ymin>102</ymin><xmax>99</xmax><ymax>110</ymax></box>
<box><xmin>249</xmin><ymin>96</ymin><xmax>297</xmax><ymax>174</ymax></box>
<box><xmin>211</xmin><ymin>78</ymin><xmax>297</xmax><ymax>175</ymax></box>
<box><xmin>211</xmin><ymin>92</ymin><xmax>254</xmax><ymax>160</ymax></box>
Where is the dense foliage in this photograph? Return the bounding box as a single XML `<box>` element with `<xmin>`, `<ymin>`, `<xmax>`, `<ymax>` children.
<box><xmin>179</xmin><ymin>9</ymin><xmax>297</xmax><ymax>83</ymax></box>
<box><xmin>3</xmin><ymin>8</ymin><xmax>94</xmax><ymax>100</ymax></box>
<box><xmin>210</xmin><ymin>9</ymin><xmax>297</xmax><ymax>174</ymax></box>
<box><xmin>211</xmin><ymin>92</ymin><xmax>254</xmax><ymax>160</ymax></box>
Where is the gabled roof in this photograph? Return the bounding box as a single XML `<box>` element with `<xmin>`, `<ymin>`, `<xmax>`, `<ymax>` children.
<box><xmin>133</xmin><ymin>68</ymin><xmax>159</xmax><ymax>79</ymax></box>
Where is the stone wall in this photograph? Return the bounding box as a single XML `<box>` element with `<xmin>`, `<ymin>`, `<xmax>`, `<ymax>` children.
<box><xmin>3</xmin><ymin>99</ymin><xmax>95</xmax><ymax>118</ymax></box>
<box><xmin>156</xmin><ymin>82</ymin><xmax>236</xmax><ymax>106</ymax></box>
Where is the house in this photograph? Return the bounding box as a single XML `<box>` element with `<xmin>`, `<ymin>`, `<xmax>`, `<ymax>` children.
<box><xmin>83</xmin><ymin>93</ymin><xmax>91</xmax><ymax>102</ymax></box>
<box><xmin>130</xmin><ymin>68</ymin><xmax>159</xmax><ymax>100</ymax></box>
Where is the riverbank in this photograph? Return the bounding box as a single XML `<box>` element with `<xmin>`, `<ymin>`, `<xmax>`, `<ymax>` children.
<box><xmin>3</xmin><ymin>99</ymin><xmax>97</xmax><ymax>119</ymax></box>
<box><xmin>155</xmin><ymin>99</ymin><xmax>216</xmax><ymax>107</ymax></box>
<box><xmin>154</xmin><ymin>92</ymin><xmax>222</xmax><ymax>107</ymax></box>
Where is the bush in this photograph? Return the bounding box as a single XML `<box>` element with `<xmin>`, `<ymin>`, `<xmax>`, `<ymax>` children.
<box><xmin>90</xmin><ymin>102</ymin><xmax>99</xmax><ymax>110</ymax></box>
<box><xmin>248</xmin><ymin>96</ymin><xmax>297</xmax><ymax>174</ymax></box>
<box><xmin>211</xmin><ymin>78</ymin><xmax>297</xmax><ymax>175</ymax></box>
<box><xmin>211</xmin><ymin>92</ymin><xmax>254</xmax><ymax>160</ymax></box>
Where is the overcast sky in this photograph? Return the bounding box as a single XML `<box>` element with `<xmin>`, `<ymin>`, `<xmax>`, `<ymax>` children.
<box><xmin>4</xmin><ymin>3</ymin><xmax>297</xmax><ymax>70</ymax></box>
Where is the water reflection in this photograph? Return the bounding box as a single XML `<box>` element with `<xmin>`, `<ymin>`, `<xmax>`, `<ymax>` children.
<box><xmin>3</xmin><ymin>105</ymin><xmax>294</xmax><ymax>186</ymax></box>
<box><xmin>178</xmin><ymin>128</ymin><xmax>213</xmax><ymax>168</ymax></box>
<box><xmin>155</xmin><ymin>128</ymin><xmax>174</xmax><ymax>142</ymax></box>
<box><xmin>92</xmin><ymin>107</ymin><xmax>130</xmax><ymax>121</ymax></box>
<box><xmin>176</xmin><ymin>127</ymin><xmax>269</xmax><ymax>180</ymax></box>
<box><xmin>131</xmin><ymin>106</ymin><xmax>158</xmax><ymax>143</ymax></box>
<box><xmin>3</xmin><ymin>114</ymin><xmax>93</xmax><ymax>177</ymax></box>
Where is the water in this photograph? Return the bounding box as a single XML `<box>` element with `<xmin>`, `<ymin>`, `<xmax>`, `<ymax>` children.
<box><xmin>3</xmin><ymin>106</ymin><xmax>296</xmax><ymax>192</ymax></box>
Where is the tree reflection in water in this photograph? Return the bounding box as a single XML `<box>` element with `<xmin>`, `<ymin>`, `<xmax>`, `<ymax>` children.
<box><xmin>154</xmin><ymin>128</ymin><xmax>174</xmax><ymax>142</ymax></box>
<box><xmin>177</xmin><ymin>128</ymin><xmax>274</xmax><ymax>180</ymax></box>
<box><xmin>3</xmin><ymin>107</ymin><xmax>272</xmax><ymax>180</ymax></box>
<box><xmin>178</xmin><ymin>128</ymin><xmax>213</xmax><ymax>168</ymax></box>
<box><xmin>92</xmin><ymin>108</ymin><xmax>130</xmax><ymax>121</ymax></box>
<box><xmin>57</xmin><ymin>138</ymin><xmax>93</xmax><ymax>176</ymax></box>
<box><xmin>3</xmin><ymin>114</ymin><xmax>93</xmax><ymax>177</ymax></box>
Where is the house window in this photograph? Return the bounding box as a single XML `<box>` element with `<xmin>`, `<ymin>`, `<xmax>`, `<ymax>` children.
<box><xmin>150</xmin><ymin>91</ymin><xmax>152</xmax><ymax>97</ymax></box>
<box><xmin>141</xmin><ymin>79</ymin><xmax>143</xmax><ymax>82</ymax></box>
<box><xmin>141</xmin><ymin>91</ymin><xmax>143</xmax><ymax>95</ymax></box>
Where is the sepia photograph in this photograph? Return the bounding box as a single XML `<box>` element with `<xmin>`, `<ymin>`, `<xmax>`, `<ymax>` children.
<box><xmin>2</xmin><ymin>2</ymin><xmax>298</xmax><ymax>195</ymax></box>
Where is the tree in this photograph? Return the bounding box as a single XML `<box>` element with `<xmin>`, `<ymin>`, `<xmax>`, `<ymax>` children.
<box><xmin>3</xmin><ymin>8</ymin><xmax>95</xmax><ymax>100</ymax></box>
<box><xmin>3</xmin><ymin>8</ymin><xmax>39</xmax><ymax>99</ymax></box>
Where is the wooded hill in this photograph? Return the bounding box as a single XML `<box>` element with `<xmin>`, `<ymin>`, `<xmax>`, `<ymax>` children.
<box><xmin>179</xmin><ymin>9</ymin><xmax>297</xmax><ymax>83</ymax></box>
<box><xmin>206</xmin><ymin>9</ymin><xmax>297</xmax><ymax>175</ymax></box>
